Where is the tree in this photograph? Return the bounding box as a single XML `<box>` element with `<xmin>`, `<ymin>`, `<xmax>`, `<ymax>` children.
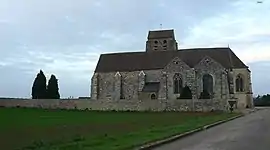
<box><xmin>31</xmin><ymin>73</ymin><xmax>39</xmax><ymax>99</ymax></box>
<box><xmin>254</xmin><ymin>94</ymin><xmax>270</xmax><ymax>106</ymax></box>
<box><xmin>31</xmin><ymin>70</ymin><xmax>47</xmax><ymax>99</ymax></box>
<box><xmin>179</xmin><ymin>85</ymin><xmax>192</xmax><ymax>99</ymax></box>
<box><xmin>46</xmin><ymin>74</ymin><xmax>60</xmax><ymax>99</ymax></box>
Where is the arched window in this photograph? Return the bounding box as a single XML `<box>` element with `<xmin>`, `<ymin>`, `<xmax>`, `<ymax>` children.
<box><xmin>236</xmin><ymin>74</ymin><xmax>244</xmax><ymax>92</ymax></box>
<box><xmin>173</xmin><ymin>73</ymin><xmax>182</xmax><ymax>94</ymax></box>
<box><xmin>151</xmin><ymin>93</ymin><xmax>156</xmax><ymax>99</ymax></box>
<box><xmin>203</xmin><ymin>74</ymin><xmax>213</xmax><ymax>94</ymax></box>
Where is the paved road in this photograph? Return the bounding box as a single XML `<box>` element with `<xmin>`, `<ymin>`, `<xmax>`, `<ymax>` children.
<box><xmin>153</xmin><ymin>108</ymin><xmax>270</xmax><ymax>150</ymax></box>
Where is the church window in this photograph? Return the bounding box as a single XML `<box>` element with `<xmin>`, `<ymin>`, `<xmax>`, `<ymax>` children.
<box><xmin>202</xmin><ymin>74</ymin><xmax>213</xmax><ymax>94</ymax></box>
<box><xmin>236</xmin><ymin>74</ymin><xmax>244</xmax><ymax>92</ymax></box>
<box><xmin>173</xmin><ymin>73</ymin><xmax>183</xmax><ymax>94</ymax></box>
<box><xmin>205</xmin><ymin>58</ymin><xmax>210</xmax><ymax>63</ymax></box>
<box><xmin>120</xmin><ymin>78</ymin><xmax>124</xmax><ymax>99</ymax></box>
<box><xmin>150</xmin><ymin>93</ymin><xmax>156</xmax><ymax>99</ymax></box>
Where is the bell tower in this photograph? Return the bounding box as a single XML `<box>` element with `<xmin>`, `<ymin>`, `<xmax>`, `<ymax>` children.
<box><xmin>146</xmin><ymin>29</ymin><xmax>178</xmax><ymax>52</ymax></box>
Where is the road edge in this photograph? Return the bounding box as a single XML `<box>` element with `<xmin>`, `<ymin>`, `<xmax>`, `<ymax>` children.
<box><xmin>136</xmin><ymin>114</ymin><xmax>244</xmax><ymax>150</ymax></box>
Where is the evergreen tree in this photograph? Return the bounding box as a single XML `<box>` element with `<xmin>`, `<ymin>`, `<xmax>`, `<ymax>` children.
<box><xmin>38</xmin><ymin>70</ymin><xmax>47</xmax><ymax>99</ymax></box>
<box><xmin>31</xmin><ymin>70</ymin><xmax>47</xmax><ymax>99</ymax></box>
<box><xmin>47</xmin><ymin>74</ymin><xmax>60</xmax><ymax>99</ymax></box>
<box><xmin>179</xmin><ymin>85</ymin><xmax>192</xmax><ymax>99</ymax></box>
<box><xmin>254</xmin><ymin>94</ymin><xmax>270</xmax><ymax>106</ymax></box>
<box><xmin>31</xmin><ymin>73</ymin><xmax>40</xmax><ymax>99</ymax></box>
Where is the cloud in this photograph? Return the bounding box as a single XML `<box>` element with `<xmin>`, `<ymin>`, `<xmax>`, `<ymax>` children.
<box><xmin>181</xmin><ymin>0</ymin><xmax>270</xmax><ymax>64</ymax></box>
<box><xmin>0</xmin><ymin>0</ymin><xmax>269</xmax><ymax>97</ymax></box>
<box><xmin>248</xmin><ymin>61</ymin><xmax>270</xmax><ymax>96</ymax></box>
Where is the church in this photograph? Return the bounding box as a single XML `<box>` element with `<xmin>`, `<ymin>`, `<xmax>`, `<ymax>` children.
<box><xmin>91</xmin><ymin>29</ymin><xmax>253</xmax><ymax>109</ymax></box>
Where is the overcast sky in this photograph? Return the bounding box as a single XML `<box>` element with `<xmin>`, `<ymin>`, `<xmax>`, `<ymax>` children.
<box><xmin>0</xmin><ymin>0</ymin><xmax>269</xmax><ymax>98</ymax></box>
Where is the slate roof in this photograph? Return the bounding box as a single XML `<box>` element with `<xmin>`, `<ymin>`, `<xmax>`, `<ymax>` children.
<box><xmin>142</xmin><ymin>82</ymin><xmax>160</xmax><ymax>92</ymax></box>
<box><xmin>94</xmin><ymin>47</ymin><xmax>248</xmax><ymax>73</ymax></box>
<box><xmin>147</xmin><ymin>29</ymin><xmax>175</xmax><ymax>39</ymax></box>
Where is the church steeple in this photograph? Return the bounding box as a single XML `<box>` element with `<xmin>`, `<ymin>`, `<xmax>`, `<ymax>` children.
<box><xmin>146</xmin><ymin>29</ymin><xmax>178</xmax><ymax>52</ymax></box>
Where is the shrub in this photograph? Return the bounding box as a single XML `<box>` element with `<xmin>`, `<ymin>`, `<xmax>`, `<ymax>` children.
<box><xmin>179</xmin><ymin>85</ymin><xmax>192</xmax><ymax>99</ymax></box>
<box><xmin>199</xmin><ymin>90</ymin><xmax>211</xmax><ymax>99</ymax></box>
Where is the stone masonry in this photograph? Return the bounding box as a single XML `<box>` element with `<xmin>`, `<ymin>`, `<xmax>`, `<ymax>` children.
<box><xmin>0</xmin><ymin>98</ymin><xmax>229</xmax><ymax>112</ymax></box>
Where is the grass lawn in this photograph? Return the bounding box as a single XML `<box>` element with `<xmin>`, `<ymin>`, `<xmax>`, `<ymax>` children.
<box><xmin>0</xmin><ymin>108</ymin><xmax>239</xmax><ymax>150</ymax></box>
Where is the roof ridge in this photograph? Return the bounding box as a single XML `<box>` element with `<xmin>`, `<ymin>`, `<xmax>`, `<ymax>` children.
<box><xmin>149</xmin><ymin>29</ymin><xmax>174</xmax><ymax>32</ymax></box>
<box><xmin>179</xmin><ymin>47</ymin><xmax>230</xmax><ymax>51</ymax></box>
<box><xmin>101</xmin><ymin>47</ymin><xmax>232</xmax><ymax>56</ymax></box>
<box><xmin>101</xmin><ymin>51</ymin><xmax>145</xmax><ymax>55</ymax></box>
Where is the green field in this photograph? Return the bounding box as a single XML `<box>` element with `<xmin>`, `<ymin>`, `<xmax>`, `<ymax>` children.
<box><xmin>0</xmin><ymin>108</ymin><xmax>238</xmax><ymax>150</ymax></box>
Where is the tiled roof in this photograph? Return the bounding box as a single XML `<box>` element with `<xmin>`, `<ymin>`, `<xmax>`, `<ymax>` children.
<box><xmin>94</xmin><ymin>48</ymin><xmax>248</xmax><ymax>73</ymax></box>
<box><xmin>142</xmin><ymin>82</ymin><xmax>160</xmax><ymax>92</ymax></box>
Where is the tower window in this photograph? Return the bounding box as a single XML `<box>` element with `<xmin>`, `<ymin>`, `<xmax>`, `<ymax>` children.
<box><xmin>163</xmin><ymin>40</ymin><xmax>167</xmax><ymax>44</ymax></box>
<box><xmin>154</xmin><ymin>40</ymin><xmax>158</xmax><ymax>44</ymax></box>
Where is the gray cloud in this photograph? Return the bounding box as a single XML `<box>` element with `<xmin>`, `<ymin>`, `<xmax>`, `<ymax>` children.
<box><xmin>0</xmin><ymin>0</ymin><xmax>269</xmax><ymax>98</ymax></box>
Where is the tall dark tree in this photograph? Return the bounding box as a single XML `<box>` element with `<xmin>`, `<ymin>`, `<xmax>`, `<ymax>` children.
<box><xmin>179</xmin><ymin>85</ymin><xmax>192</xmax><ymax>99</ymax></box>
<box><xmin>46</xmin><ymin>74</ymin><xmax>60</xmax><ymax>99</ymax></box>
<box><xmin>38</xmin><ymin>70</ymin><xmax>47</xmax><ymax>99</ymax></box>
<box><xmin>32</xmin><ymin>73</ymin><xmax>39</xmax><ymax>99</ymax></box>
<box><xmin>31</xmin><ymin>70</ymin><xmax>47</xmax><ymax>99</ymax></box>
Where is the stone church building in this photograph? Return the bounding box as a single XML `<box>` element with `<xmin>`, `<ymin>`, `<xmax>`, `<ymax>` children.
<box><xmin>91</xmin><ymin>29</ymin><xmax>253</xmax><ymax>109</ymax></box>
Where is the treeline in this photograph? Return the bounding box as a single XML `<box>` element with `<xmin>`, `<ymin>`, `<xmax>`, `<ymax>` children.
<box><xmin>254</xmin><ymin>94</ymin><xmax>270</xmax><ymax>106</ymax></box>
<box><xmin>31</xmin><ymin>70</ymin><xmax>60</xmax><ymax>99</ymax></box>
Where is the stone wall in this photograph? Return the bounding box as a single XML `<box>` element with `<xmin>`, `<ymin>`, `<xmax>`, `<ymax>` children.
<box><xmin>0</xmin><ymin>98</ymin><xmax>232</xmax><ymax>112</ymax></box>
<box><xmin>194</xmin><ymin>56</ymin><xmax>228</xmax><ymax>99</ymax></box>
<box><xmin>91</xmin><ymin>55</ymin><xmax>230</xmax><ymax>101</ymax></box>
<box><xmin>232</xmin><ymin>68</ymin><xmax>254</xmax><ymax>108</ymax></box>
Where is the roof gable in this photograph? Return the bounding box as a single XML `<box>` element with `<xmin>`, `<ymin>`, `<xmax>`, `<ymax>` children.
<box><xmin>194</xmin><ymin>55</ymin><xmax>225</xmax><ymax>69</ymax></box>
<box><xmin>164</xmin><ymin>56</ymin><xmax>191</xmax><ymax>72</ymax></box>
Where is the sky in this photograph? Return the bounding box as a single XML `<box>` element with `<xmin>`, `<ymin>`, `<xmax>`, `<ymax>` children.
<box><xmin>0</xmin><ymin>0</ymin><xmax>269</xmax><ymax>98</ymax></box>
